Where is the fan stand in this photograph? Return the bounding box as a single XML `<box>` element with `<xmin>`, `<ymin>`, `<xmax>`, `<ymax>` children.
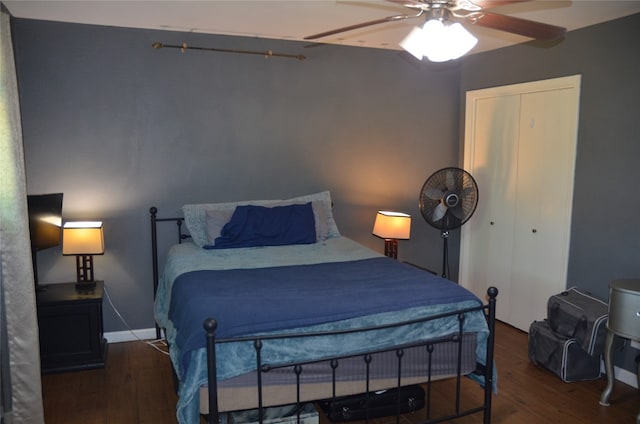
<box><xmin>440</xmin><ymin>230</ymin><xmax>449</xmax><ymax>279</ymax></box>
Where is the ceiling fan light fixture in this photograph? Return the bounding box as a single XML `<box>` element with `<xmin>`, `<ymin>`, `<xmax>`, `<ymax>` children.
<box><xmin>443</xmin><ymin>22</ymin><xmax>478</xmax><ymax>60</ymax></box>
<box><xmin>398</xmin><ymin>26</ymin><xmax>426</xmax><ymax>60</ymax></box>
<box><xmin>399</xmin><ymin>19</ymin><xmax>478</xmax><ymax>62</ymax></box>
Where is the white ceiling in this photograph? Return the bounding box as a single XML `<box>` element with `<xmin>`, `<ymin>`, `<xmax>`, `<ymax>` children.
<box><xmin>5</xmin><ymin>1</ymin><xmax>640</xmax><ymax>55</ymax></box>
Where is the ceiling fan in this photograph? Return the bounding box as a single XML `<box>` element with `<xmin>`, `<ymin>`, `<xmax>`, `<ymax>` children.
<box><xmin>305</xmin><ymin>0</ymin><xmax>566</xmax><ymax>61</ymax></box>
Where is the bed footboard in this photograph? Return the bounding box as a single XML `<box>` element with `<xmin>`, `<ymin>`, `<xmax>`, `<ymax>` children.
<box><xmin>204</xmin><ymin>287</ymin><xmax>498</xmax><ymax>424</ymax></box>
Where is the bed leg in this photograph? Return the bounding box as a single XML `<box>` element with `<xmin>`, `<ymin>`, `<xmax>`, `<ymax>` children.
<box><xmin>484</xmin><ymin>286</ymin><xmax>499</xmax><ymax>424</ymax></box>
<box><xmin>204</xmin><ymin>319</ymin><xmax>219</xmax><ymax>424</ymax></box>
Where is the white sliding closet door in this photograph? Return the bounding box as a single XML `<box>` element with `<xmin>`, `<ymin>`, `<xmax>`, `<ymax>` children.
<box><xmin>460</xmin><ymin>94</ymin><xmax>520</xmax><ymax>324</ymax></box>
<box><xmin>460</xmin><ymin>75</ymin><xmax>580</xmax><ymax>332</ymax></box>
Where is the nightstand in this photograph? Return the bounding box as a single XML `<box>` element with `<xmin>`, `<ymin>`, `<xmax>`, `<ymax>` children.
<box><xmin>599</xmin><ymin>279</ymin><xmax>640</xmax><ymax>424</ymax></box>
<box><xmin>36</xmin><ymin>281</ymin><xmax>108</xmax><ymax>374</ymax></box>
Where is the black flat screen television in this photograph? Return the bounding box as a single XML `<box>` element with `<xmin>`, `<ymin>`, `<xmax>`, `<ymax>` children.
<box><xmin>27</xmin><ymin>193</ymin><xmax>63</xmax><ymax>287</ymax></box>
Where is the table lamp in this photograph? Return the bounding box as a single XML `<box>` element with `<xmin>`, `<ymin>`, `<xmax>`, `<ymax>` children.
<box><xmin>372</xmin><ymin>211</ymin><xmax>411</xmax><ymax>259</ymax></box>
<box><xmin>62</xmin><ymin>221</ymin><xmax>104</xmax><ymax>288</ymax></box>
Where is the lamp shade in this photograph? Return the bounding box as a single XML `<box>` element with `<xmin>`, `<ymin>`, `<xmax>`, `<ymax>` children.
<box><xmin>372</xmin><ymin>211</ymin><xmax>411</xmax><ymax>240</ymax></box>
<box><xmin>62</xmin><ymin>221</ymin><xmax>104</xmax><ymax>255</ymax></box>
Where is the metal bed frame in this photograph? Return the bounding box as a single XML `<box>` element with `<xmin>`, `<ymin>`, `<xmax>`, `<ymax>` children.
<box><xmin>149</xmin><ymin>207</ymin><xmax>498</xmax><ymax>424</ymax></box>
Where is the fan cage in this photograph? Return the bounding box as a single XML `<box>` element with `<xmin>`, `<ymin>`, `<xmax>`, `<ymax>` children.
<box><xmin>419</xmin><ymin>167</ymin><xmax>478</xmax><ymax>231</ymax></box>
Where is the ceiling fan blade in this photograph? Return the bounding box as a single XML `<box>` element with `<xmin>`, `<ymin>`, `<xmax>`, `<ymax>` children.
<box><xmin>385</xmin><ymin>0</ymin><xmax>532</xmax><ymax>11</ymax></box>
<box><xmin>463</xmin><ymin>0</ymin><xmax>532</xmax><ymax>10</ymax></box>
<box><xmin>385</xmin><ymin>0</ymin><xmax>428</xmax><ymax>9</ymax></box>
<box><xmin>304</xmin><ymin>14</ymin><xmax>412</xmax><ymax>40</ymax></box>
<box><xmin>466</xmin><ymin>11</ymin><xmax>566</xmax><ymax>40</ymax></box>
<box><xmin>432</xmin><ymin>203</ymin><xmax>448</xmax><ymax>222</ymax></box>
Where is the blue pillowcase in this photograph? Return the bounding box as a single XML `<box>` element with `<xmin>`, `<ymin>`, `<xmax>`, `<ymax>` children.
<box><xmin>208</xmin><ymin>202</ymin><xmax>316</xmax><ymax>249</ymax></box>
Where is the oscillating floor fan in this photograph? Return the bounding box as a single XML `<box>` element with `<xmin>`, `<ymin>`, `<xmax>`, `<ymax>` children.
<box><xmin>419</xmin><ymin>167</ymin><xmax>478</xmax><ymax>279</ymax></box>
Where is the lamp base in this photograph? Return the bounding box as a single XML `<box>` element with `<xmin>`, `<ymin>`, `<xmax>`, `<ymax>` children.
<box><xmin>384</xmin><ymin>239</ymin><xmax>399</xmax><ymax>260</ymax></box>
<box><xmin>75</xmin><ymin>254</ymin><xmax>96</xmax><ymax>285</ymax></box>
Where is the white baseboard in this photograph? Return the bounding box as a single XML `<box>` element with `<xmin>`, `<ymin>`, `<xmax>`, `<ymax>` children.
<box><xmin>604</xmin><ymin>340</ymin><xmax>639</xmax><ymax>388</ymax></box>
<box><xmin>601</xmin><ymin>359</ymin><xmax>639</xmax><ymax>389</ymax></box>
<box><xmin>613</xmin><ymin>365</ymin><xmax>639</xmax><ymax>389</ymax></box>
<box><xmin>105</xmin><ymin>328</ymin><xmax>159</xmax><ymax>343</ymax></box>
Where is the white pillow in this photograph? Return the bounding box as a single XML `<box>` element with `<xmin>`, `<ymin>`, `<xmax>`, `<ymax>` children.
<box><xmin>182</xmin><ymin>190</ymin><xmax>340</xmax><ymax>247</ymax></box>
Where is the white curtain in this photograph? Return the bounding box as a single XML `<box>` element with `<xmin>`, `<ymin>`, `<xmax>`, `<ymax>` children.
<box><xmin>0</xmin><ymin>3</ymin><xmax>45</xmax><ymax>423</ymax></box>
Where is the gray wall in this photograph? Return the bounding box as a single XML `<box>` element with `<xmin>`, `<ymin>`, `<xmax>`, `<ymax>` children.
<box><xmin>460</xmin><ymin>13</ymin><xmax>640</xmax><ymax>372</ymax></box>
<box><xmin>13</xmin><ymin>12</ymin><xmax>640</xmax><ymax>374</ymax></box>
<box><xmin>13</xmin><ymin>18</ymin><xmax>462</xmax><ymax>333</ymax></box>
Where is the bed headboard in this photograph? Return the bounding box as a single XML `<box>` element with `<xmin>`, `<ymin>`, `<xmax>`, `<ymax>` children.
<box><xmin>149</xmin><ymin>207</ymin><xmax>191</xmax><ymax>339</ymax></box>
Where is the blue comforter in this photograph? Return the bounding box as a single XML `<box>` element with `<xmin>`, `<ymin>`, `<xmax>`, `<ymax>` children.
<box><xmin>164</xmin><ymin>253</ymin><xmax>490</xmax><ymax>424</ymax></box>
<box><xmin>169</xmin><ymin>257</ymin><xmax>481</xmax><ymax>377</ymax></box>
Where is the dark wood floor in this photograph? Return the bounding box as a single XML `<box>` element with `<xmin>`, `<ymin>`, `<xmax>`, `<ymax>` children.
<box><xmin>42</xmin><ymin>321</ymin><xmax>639</xmax><ymax>424</ymax></box>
